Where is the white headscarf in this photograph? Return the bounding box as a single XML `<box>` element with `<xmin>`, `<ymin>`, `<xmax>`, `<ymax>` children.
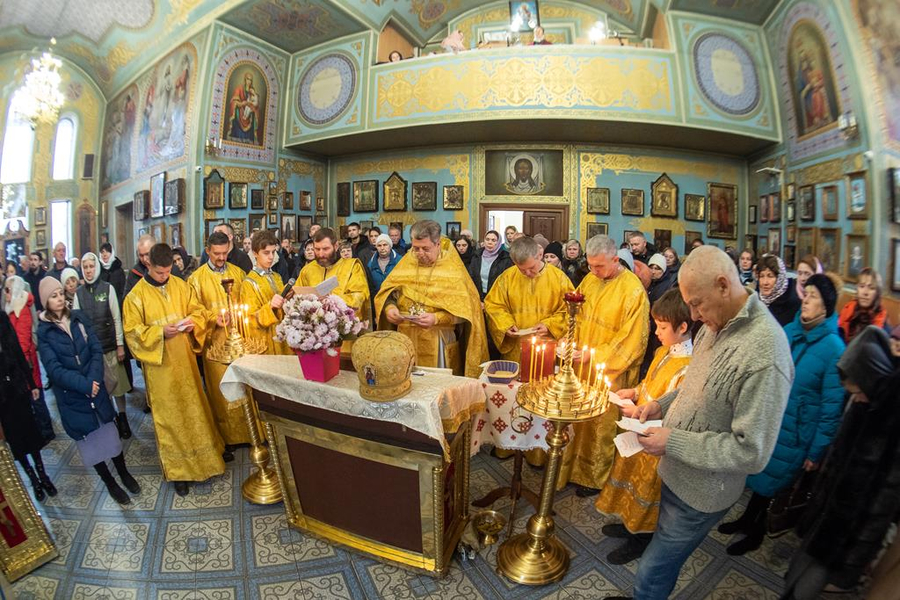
<box><xmin>3</xmin><ymin>275</ymin><xmax>29</xmax><ymax>317</ymax></box>
<box><xmin>60</xmin><ymin>268</ymin><xmax>79</xmax><ymax>291</ymax></box>
<box><xmin>99</xmin><ymin>246</ymin><xmax>116</xmax><ymax>270</ymax></box>
<box><xmin>81</xmin><ymin>252</ymin><xmax>100</xmax><ymax>285</ymax></box>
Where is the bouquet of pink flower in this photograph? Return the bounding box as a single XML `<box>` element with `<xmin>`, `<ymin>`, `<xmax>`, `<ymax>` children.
<box><xmin>275</xmin><ymin>294</ymin><xmax>367</xmax><ymax>354</ymax></box>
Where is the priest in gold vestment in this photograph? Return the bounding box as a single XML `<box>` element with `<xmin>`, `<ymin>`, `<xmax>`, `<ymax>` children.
<box><xmin>484</xmin><ymin>236</ymin><xmax>573</xmax><ymax>362</ymax></box>
<box><xmin>241</xmin><ymin>230</ymin><xmax>291</xmax><ymax>356</ymax></box>
<box><xmin>297</xmin><ymin>227</ymin><xmax>370</xmax><ymax>327</ymax></box>
<box><xmin>374</xmin><ymin>220</ymin><xmax>487</xmax><ymax>377</ymax></box>
<box><xmin>559</xmin><ymin>234</ymin><xmax>649</xmax><ymax>495</ymax></box>
<box><xmin>188</xmin><ymin>231</ymin><xmax>253</xmax><ymax>447</ymax></box>
<box><xmin>123</xmin><ymin>244</ymin><xmax>225</xmax><ymax>496</ymax></box>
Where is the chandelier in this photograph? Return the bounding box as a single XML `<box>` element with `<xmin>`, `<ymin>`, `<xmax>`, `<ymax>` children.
<box><xmin>12</xmin><ymin>39</ymin><xmax>65</xmax><ymax>127</ymax></box>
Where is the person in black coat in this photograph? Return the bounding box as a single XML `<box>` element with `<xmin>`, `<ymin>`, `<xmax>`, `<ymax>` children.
<box><xmin>783</xmin><ymin>327</ymin><xmax>900</xmax><ymax>598</ymax></box>
<box><xmin>467</xmin><ymin>230</ymin><xmax>512</xmax><ymax>301</ymax></box>
<box><xmin>37</xmin><ymin>278</ymin><xmax>140</xmax><ymax>505</ymax></box>
<box><xmin>0</xmin><ymin>311</ymin><xmax>55</xmax><ymax>501</ymax></box>
<box><xmin>454</xmin><ymin>237</ymin><xmax>475</xmax><ymax>269</ymax></box>
<box><xmin>98</xmin><ymin>243</ymin><xmax>126</xmax><ymax>305</ymax></box>
<box><xmin>757</xmin><ymin>254</ymin><xmax>801</xmax><ymax>327</ymax></box>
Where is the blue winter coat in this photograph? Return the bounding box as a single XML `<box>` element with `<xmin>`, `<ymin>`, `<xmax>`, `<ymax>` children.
<box><xmin>747</xmin><ymin>312</ymin><xmax>846</xmax><ymax>497</ymax></box>
<box><xmin>37</xmin><ymin>310</ymin><xmax>116</xmax><ymax>440</ymax></box>
<box><xmin>367</xmin><ymin>249</ymin><xmax>401</xmax><ymax>294</ymax></box>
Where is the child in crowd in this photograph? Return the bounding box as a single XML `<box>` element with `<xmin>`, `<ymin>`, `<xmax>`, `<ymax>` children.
<box><xmin>595</xmin><ymin>288</ymin><xmax>694</xmax><ymax>564</ymax></box>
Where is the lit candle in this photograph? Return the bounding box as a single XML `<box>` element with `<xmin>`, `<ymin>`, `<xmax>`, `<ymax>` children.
<box><xmin>580</xmin><ymin>345</ymin><xmax>588</xmax><ymax>381</ymax></box>
<box><xmin>595</xmin><ymin>364</ymin><xmax>602</xmax><ymax>392</ymax></box>
<box><xmin>588</xmin><ymin>348</ymin><xmax>595</xmax><ymax>385</ymax></box>
<box><xmin>540</xmin><ymin>344</ymin><xmax>547</xmax><ymax>380</ymax></box>
<box><xmin>529</xmin><ymin>336</ymin><xmax>537</xmax><ymax>383</ymax></box>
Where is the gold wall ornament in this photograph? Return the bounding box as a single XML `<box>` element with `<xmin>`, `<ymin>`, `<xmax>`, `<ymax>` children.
<box><xmin>0</xmin><ymin>441</ymin><xmax>57</xmax><ymax>581</ymax></box>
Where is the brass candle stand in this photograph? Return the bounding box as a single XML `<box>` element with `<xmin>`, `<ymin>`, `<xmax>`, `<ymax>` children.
<box><xmin>207</xmin><ymin>278</ymin><xmax>281</xmax><ymax>505</ymax></box>
<box><xmin>496</xmin><ymin>292</ymin><xmax>610</xmax><ymax>585</ymax></box>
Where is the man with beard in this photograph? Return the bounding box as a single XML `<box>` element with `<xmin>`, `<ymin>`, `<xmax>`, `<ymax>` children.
<box><xmin>23</xmin><ymin>251</ymin><xmax>47</xmax><ymax>311</ymax></box>
<box><xmin>298</xmin><ymin>228</ymin><xmax>370</xmax><ymax>331</ymax></box>
<box><xmin>375</xmin><ymin>220</ymin><xmax>487</xmax><ymax>377</ymax></box>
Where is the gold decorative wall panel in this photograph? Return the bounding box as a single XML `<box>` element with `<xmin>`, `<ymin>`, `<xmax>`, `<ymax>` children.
<box><xmin>375</xmin><ymin>54</ymin><xmax>673</xmax><ymax>121</ymax></box>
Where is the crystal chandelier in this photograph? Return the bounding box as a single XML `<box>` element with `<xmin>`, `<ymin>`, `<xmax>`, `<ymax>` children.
<box><xmin>12</xmin><ymin>39</ymin><xmax>65</xmax><ymax>127</ymax></box>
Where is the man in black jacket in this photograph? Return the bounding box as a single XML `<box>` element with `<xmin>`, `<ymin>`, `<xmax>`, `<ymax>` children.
<box><xmin>628</xmin><ymin>231</ymin><xmax>658</xmax><ymax>265</ymax></box>
<box><xmin>23</xmin><ymin>251</ymin><xmax>47</xmax><ymax>311</ymax></box>
<box><xmin>198</xmin><ymin>223</ymin><xmax>252</xmax><ymax>274</ymax></box>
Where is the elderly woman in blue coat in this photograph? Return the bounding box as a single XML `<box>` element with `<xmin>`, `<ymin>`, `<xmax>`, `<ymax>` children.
<box><xmin>36</xmin><ymin>278</ymin><xmax>140</xmax><ymax>505</ymax></box>
<box><xmin>718</xmin><ymin>273</ymin><xmax>846</xmax><ymax>555</ymax></box>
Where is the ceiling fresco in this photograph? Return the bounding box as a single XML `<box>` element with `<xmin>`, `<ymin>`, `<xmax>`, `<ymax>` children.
<box><xmin>0</xmin><ymin>0</ymin><xmax>784</xmax><ymax>99</ymax></box>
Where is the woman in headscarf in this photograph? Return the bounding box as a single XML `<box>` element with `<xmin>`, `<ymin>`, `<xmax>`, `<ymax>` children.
<box><xmin>98</xmin><ymin>243</ymin><xmax>126</xmax><ymax>305</ymax></box>
<box><xmin>561</xmin><ymin>239</ymin><xmax>587</xmax><ymax>287</ymax></box>
<box><xmin>795</xmin><ymin>255</ymin><xmax>823</xmax><ymax>301</ymax></box>
<box><xmin>37</xmin><ymin>278</ymin><xmax>140</xmax><ymax>505</ymax></box>
<box><xmin>73</xmin><ymin>253</ymin><xmax>132</xmax><ymax>439</ymax></box>
<box><xmin>782</xmin><ymin>326</ymin><xmax>900</xmax><ymax>599</ymax></box>
<box><xmin>467</xmin><ymin>230</ymin><xmax>511</xmax><ymax>300</ymax></box>
<box><xmin>60</xmin><ymin>267</ymin><xmax>80</xmax><ymax>310</ymax></box>
<box><xmin>838</xmin><ymin>267</ymin><xmax>889</xmax><ymax>344</ymax></box>
<box><xmin>3</xmin><ymin>275</ymin><xmax>54</xmax><ymax>442</ymax></box>
<box><xmin>0</xmin><ymin>311</ymin><xmax>55</xmax><ymax>501</ymax></box>
<box><xmin>757</xmin><ymin>254</ymin><xmax>801</xmax><ymax>326</ymax></box>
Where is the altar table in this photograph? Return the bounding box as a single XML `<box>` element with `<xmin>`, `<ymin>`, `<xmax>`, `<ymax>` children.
<box><xmin>220</xmin><ymin>355</ymin><xmax>485</xmax><ymax>577</ymax></box>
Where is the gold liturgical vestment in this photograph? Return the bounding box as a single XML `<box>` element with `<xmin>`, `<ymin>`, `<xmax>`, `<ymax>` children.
<box><xmin>123</xmin><ymin>277</ymin><xmax>225</xmax><ymax>482</ymax></box>
<box><xmin>241</xmin><ymin>269</ymin><xmax>292</xmax><ymax>356</ymax></box>
<box><xmin>374</xmin><ymin>238</ymin><xmax>488</xmax><ymax>377</ymax></box>
<box><xmin>557</xmin><ymin>268</ymin><xmax>649</xmax><ymax>491</ymax></box>
<box><xmin>188</xmin><ymin>262</ymin><xmax>252</xmax><ymax>446</ymax></box>
<box><xmin>596</xmin><ymin>343</ymin><xmax>691</xmax><ymax>533</ymax></box>
<box><xmin>298</xmin><ymin>258</ymin><xmax>370</xmax><ymax>324</ymax></box>
<box><xmin>484</xmin><ymin>264</ymin><xmax>573</xmax><ymax>362</ymax></box>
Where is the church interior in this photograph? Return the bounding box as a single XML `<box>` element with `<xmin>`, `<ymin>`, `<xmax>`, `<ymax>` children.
<box><xmin>1</xmin><ymin>0</ymin><xmax>899</xmax><ymax>598</ymax></box>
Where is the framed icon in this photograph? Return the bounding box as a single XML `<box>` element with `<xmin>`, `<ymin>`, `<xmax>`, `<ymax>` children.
<box><xmin>748</xmin><ymin>204</ymin><xmax>757</xmax><ymax>224</ymax></box>
<box><xmin>654</xmin><ymin>229</ymin><xmax>672</xmax><ymax>252</ymax></box>
<box><xmin>267</xmin><ymin>195</ymin><xmax>278</xmax><ymax>211</ymax></box>
<box><xmin>353</xmin><ymin>180</ymin><xmax>379</xmax><ymax>212</ymax></box>
<box><xmin>164</xmin><ymin>178</ymin><xmax>184</xmax><ymax>216</ymax></box>
<box><xmin>650</xmin><ymin>173</ymin><xmax>677</xmax><ymax>218</ymax></box>
<box><xmin>443</xmin><ymin>185</ymin><xmax>464</xmax><ymax>211</ymax></box>
<box><xmin>412</xmin><ymin>182</ymin><xmax>437</xmax><ymax>211</ymax></box>
<box><xmin>150</xmin><ymin>222</ymin><xmax>166</xmax><ymax>246</ymax></box>
<box><xmin>281</xmin><ymin>214</ymin><xmax>297</xmax><ymax>242</ymax></box>
<box><xmin>383</xmin><ymin>172</ymin><xmax>408</xmax><ymax>212</ymax></box>
<box><xmin>786</xmin><ymin>182</ymin><xmax>796</xmax><ymax>200</ymax></box>
<box><xmin>204</xmin><ymin>169</ymin><xmax>225</xmax><ymax>210</ymax></box>
<box><xmin>684</xmin><ymin>194</ymin><xmax>705</xmax><ymax>222</ymax></box>
<box><xmin>586</xmin><ymin>222</ymin><xmax>608</xmax><ymax>238</ymax></box>
<box><xmin>786</xmin><ymin>201</ymin><xmax>796</xmax><ymax>223</ymax></box>
<box><xmin>786</xmin><ymin>225</ymin><xmax>796</xmax><ymax>244</ymax></box>
<box><xmin>169</xmin><ymin>223</ymin><xmax>183</xmax><ymax>248</ymax></box>
<box><xmin>35</xmin><ymin>229</ymin><xmax>46</xmax><ymax>247</ymax></box>
<box><xmin>844</xmin><ymin>234</ymin><xmax>869</xmax><ymax>283</ymax></box>
<box><xmin>783</xmin><ymin>245</ymin><xmax>795</xmax><ymax>269</ymax></box>
<box><xmin>337</xmin><ymin>182</ymin><xmax>351</xmax><ymax>217</ymax></box>
<box><xmin>34</xmin><ymin>206</ymin><xmax>47</xmax><ymax>227</ymax></box>
<box><xmin>298</xmin><ymin>216</ymin><xmax>312</xmax><ymax>241</ymax></box>
<box><xmin>249</xmin><ymin>213</ymin><xmax>265</xmax><ymax>233</ymax></box>
<box><xmin>820</xmin><ymin>185</ymin><xmax>839</xmax><ymax>221</ymax></box>
<box><xmin>797</xmin><ymin>227</ymin><xmax>816</xmax><ymax>260</ymax></box>
<box><xmin>846</xmin><ymin>171</ymin><xmax>868</xmax><ymax>219</ymax></box>
<box><xmin>586</xmin><ymin>187</ymin><xmax>610</xmax><ymax>215</ymax></box>
<box><xmin>227</xmin><ymin>218</ymin><xmax>246</xmax><ymax>244</ymax></box>
<box><xmin>316</xmin><ymin>196</ymin><xmax>325</xmax><ymax>213</ymax></box>
<box><xmin>799</xmin><ymin>185</ymin><xmax>815</xmax><ymax>221</ymax></box>
<box><xmin>149</xmin><ymin>171</ymin><xmax>166</xmax><ymax>218</ymax></box>
<box><xmin>445</xmin><ymin>221</ymin><xmax>461</xmax><ymax>240</ymax></box>
<box><xmin>267</xmin><ymin>212</ymin><xmax>278</xmax><ymax>226</ymax></box>
<box><xmin>706</xmin><ymin>182</ymin><xmax>737</xmax><ymax>239</ymax></box>
<box><xmin>769</xmin><ymin>192</ymin><xmax>781</xmax><ymax>224</ymax></box>
<box><xmin>621</xmin><ymin>188</ymin><xmax>644</xmax><ymax>216</ymax></box>
<box><xmin>134</xmin><ymin>190</ymin><xmax>149</xmax><ymax>221</ymax></box>
<box><xmin>228</xmin><ymin>182</ymin><xmax>247</xmax><ymax>210</ymax></box>
<box><xmin>280</xmin><ymin>191</ymin><xmax>294</xmax><ymax>211</ymax></box>
<box><xmin>815</xmin><ymin>227</ymin><xmax>841</xmax><ymax>272</ymax></box>
<box><xmin>268</xmin><ymin>181</ymin><xmax>277</xmax><ymax>195</ymax></box>
<box><xmin>299</xmin><ymin>191</ymin><xmax>312</xmax><ymax>211</ymax></box>
<box><xmin>760</xmin><ymin>195</ymin><xmax>769</xmax><ymax>223</ymax></box>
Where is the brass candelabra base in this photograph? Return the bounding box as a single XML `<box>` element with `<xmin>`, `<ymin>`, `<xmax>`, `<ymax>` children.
<box><xmin>497</xmin><ymin>420</ymin><xmax>570</xmax><ymax>585</ymax></box>
<box><xmin>240</xmin><ymin>398</ymin><xmax>282</xmax><ymax>505</ymax></box>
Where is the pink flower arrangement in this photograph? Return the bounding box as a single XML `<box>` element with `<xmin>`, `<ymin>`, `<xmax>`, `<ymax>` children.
<box><xmin>275</xmin><ymin>294</ymin><xmax>367</xmax><ymax>354</ymax></box>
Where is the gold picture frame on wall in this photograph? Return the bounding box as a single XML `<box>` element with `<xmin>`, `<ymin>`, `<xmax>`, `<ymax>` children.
<box><xmin>650</xmin><ymin>173</ymin><xmax>678</xmax><ymax>218</ymax></box>
<box><xmin>621</xmin><ymin>189</ymin><xmax>644</xmax><ymax>216</ymax></box>
<box><xmin>586</xmin><ymin>187</ymin><xmax>609</xmax><ymax>215</ymax></box>
<box><xmin>383</xmin><ymin>172</ymin><xmax>408</xmax><ymax>212</ymax></box>
<box><xmin>684</xmin><ymin>194</ymin><xmax>705</xmax><ymax>222</ymax></box>
<box><xmin>443</xmin><ymin>185</ymin><xmax>464</xmax><ymax>210</ymax></box>
<box><xmin>706</xmin><ymin>182</ymin><xmax>737</xmax><ymax>239</ymax></box>
<box><xmin>586</xmin><ymin>222</ymin><xmax>608</xmax><ymax>238</ymax></box>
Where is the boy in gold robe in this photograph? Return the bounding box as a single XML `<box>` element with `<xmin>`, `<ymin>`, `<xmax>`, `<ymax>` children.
<box><xmin>375</xmin><ymin>220</ymin><xmax>487</xmax><ymax>377</ymax></box>
<box><xmin>123</xmin><ymin>243</ymin><xmax>225</xmax><ymax>496</ymax></box>
<box><xmin>484</xmin><ymin>236</ymin><xmax>573</xmax><ymax>362</ymax></box>
<box><xmin>241</xmin><ymin>230</ymin><xmax>291</xmax><ymax>356</ymax></box>
<box><xmin>558</xmin><ymin>234</ymin><xmax>649</xmax><ymax>495</ymax></box>
<box><xmin>595</xmin><ymin>288</ymin><xmax>693</xmax><ymax>564</ymax></box>
<box><xmin>188</xmin><ymin>231</ymin><xmax>253</xmax><ymax>448</ymax></box>
<box><xmin>298</xmin><ymin>227</ymin><xmax>370</xmax><ymax>325</ymax></box>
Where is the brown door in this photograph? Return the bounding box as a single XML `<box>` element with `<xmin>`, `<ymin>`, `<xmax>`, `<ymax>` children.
<box><xmin>479</xmin><ymin>203</ymin><xmax>569</xmax><ymax>242</ymax></box>
<box><xmin>115</xmin><ymin>202</ymin><xmax>134</xmax><ymax>265</ymax></box>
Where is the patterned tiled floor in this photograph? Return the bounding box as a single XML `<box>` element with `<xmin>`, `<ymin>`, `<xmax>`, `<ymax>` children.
<box><xmin>13</xmin><ymin>372</ymin><xmax>818</xmax><ymax>599</ymax></box>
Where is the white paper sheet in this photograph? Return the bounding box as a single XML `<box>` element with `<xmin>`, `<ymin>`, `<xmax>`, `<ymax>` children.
<box><xmin>614</xmin><ymin>431</ymin><xmax>644</xmax><ymax>458</ymax></box>
<box><xmin>615</xmin><ymin>417</ymin><xmax>662</xmax><ymax>435</ymax></box>
<box><xmin>608</xmin><ymin>391</ymin><xmax>636</xmax><ymax>408</ymax></box>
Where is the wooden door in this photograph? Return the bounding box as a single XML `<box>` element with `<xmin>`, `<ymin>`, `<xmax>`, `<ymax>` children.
<box><xmin>115</xmin><ymin>203</ymin><xmax>134</xmax><ymax>264</ymax></box>
<box><xmin>479</xmin><ymin>203</ymin><xmax>569</xmax><ymax>242</ymax></box>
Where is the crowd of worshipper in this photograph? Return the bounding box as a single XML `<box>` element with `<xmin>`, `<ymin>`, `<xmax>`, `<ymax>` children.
<box><xmin>1</xmin><ymin>220</ymin><xmax>899</xmax><ymax>600</ymax></box>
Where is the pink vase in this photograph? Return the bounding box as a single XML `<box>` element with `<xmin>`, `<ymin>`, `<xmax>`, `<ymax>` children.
<box><xmin>297</xmin><ymin>348</ymin><xmax>340</xmax><ymax>383</ymax></box>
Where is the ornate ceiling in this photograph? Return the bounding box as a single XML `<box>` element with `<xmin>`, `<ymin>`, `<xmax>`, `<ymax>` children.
<box><xmin>0</xmin><ymin>0</ymin><xmax>783</xmax><ymax>99</ymax></box>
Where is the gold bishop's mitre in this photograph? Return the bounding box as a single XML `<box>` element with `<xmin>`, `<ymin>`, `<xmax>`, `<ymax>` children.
<box><xmin>351</xmin><ymin>330</ymin><xmax>417</xmax><ymax>402</ymax></box>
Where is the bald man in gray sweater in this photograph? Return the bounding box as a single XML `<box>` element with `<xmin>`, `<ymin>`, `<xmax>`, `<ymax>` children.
<box><xmin>624</xmin><ymin>246</ymin><xmax>794</xmax><ymax>600</ymax></box>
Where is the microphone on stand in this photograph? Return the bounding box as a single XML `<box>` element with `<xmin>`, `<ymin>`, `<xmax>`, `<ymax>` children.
<box><xmin>281</xmin><ymin>278</ymin><xmax>297</xmax><ymax>301</ymax></box>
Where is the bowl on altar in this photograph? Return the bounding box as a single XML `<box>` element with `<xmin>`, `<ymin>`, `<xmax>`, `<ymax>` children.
<box><xmin>473</xmin><ymin>510</ymin><xmax>507</xmax><ymax>546</ymax></box>
<box><xmin>483</xmin><ymin>360</ymin><xmax>519</xmax><ymax>384</ymax></box>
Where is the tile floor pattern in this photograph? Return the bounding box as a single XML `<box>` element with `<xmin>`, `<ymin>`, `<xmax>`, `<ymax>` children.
<box><xmin>13</xmin><ymin>376</ymin><xmax>821</xmax><ymax>599</ymax></box>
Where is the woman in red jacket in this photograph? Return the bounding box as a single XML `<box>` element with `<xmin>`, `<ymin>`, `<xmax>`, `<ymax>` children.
<box><xmin>3</xmin><ymin>276</ymin><xmax>55</xmax><ymax>441</ymax></box>
<box><xmin>838</xmin><ymin>268</ymin><xmax>889</xmax><ymax>343</ymax></box>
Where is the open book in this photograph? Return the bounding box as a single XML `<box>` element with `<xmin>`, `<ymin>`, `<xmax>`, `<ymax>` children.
<box><xmin>292</xmin><ymin>276</ymin><xmax>339</xmax><ymax>297</ymax></box>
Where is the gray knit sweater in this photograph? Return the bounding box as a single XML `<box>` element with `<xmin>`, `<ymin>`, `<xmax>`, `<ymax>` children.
<box><xmin>657</xmin><ymin>293</ymin><xmax>794</xmax><ymax>513</ymax></box>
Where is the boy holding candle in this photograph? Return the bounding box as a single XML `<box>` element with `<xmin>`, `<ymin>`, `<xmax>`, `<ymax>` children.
<box><xmin>188</xmin><ymin>231</ymin><xmax>254</xmax><ymax>451</ymax></box>
<box><xmin>241</xmin><ymin>230</ymin><xmax>292</xmax><ymax>356</ymax></box>
<box><xmin>594</xmin><ymin>288</ymin><xmax>694</xmax><ymax>564</ymax></box>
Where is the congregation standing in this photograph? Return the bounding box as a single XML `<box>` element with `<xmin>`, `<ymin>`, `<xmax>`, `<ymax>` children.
<box><xmin>1</xmin><ymin>219</ymin><xmax>899</xmax><ymax>600</ymax></box>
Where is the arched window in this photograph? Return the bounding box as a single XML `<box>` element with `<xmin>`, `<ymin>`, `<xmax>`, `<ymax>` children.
<box><xmin>52</xmin><ymin>116</ymin><xmax>77</xmax><ymax>180</ymax></box>
<box><xmin>0</xmin><ymin>102</ymin><xmax>35</xmax><ymax>184</ymax></box>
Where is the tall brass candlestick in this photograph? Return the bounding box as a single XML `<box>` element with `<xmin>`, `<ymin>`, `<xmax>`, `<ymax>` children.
<box><xmin>206</xmin><ymin>279</ymin><xmax>280</xmax><ymax>505</ymax></box>
<box><xmin>497</xmin><ymin>291</ymin><xmax>610</xmax><ymax>585</ymax></box>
